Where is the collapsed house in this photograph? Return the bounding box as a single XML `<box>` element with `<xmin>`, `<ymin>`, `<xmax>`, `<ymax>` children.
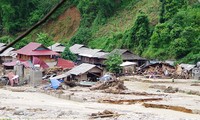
<box><xmin>52</xmin><ymin>63</ymin><xmax>103</xmax><ymax>82</ymax></box>
<box><xmin>192</xmin><ymin>62</ymin><xmax>200</xmax><ymax>80</ymax></box>
<box><xmin>176</xmin><ymin>63</ymin><xmax>196</xmax><ymax>79</ymax></box>
<box><xmin>141</xmin><ymin>62</ymin><xmax>175</xmax><ymax>78</ymax></box>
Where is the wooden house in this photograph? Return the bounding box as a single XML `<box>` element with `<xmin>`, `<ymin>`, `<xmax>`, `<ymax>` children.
<box><xmin>102</xmin><ymin>49</ymin><xmax>147</xmax><ymax>66</ymax></box>
<box><xmin>52</xmin><ymin>63</ymin><xmax>103</xmax><ymax>81</ymax></box>
<box><xmin>120</xmin><ymin>61</ymin><xmax>137</xmax><ymax>75</ymax></box>
<box><xmin>0</xmin><ymin>47</ymin><xmax>16</xmax><ymax>63</ymax></box>
<box><xmin>69</xmin><ymin>44</ymin><xmax>109</xmax><ymax>66</ymax></box>
<box><xmin>15</xmin><ymin>42</ymin><xmax>60</xmax><ymax>62</ymax></box>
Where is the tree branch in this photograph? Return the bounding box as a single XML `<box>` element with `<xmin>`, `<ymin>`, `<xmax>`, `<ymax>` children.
<box><xmin>0</xmin><ymin>0</ymin><xmax>66</xmax><ymax>53</ymax></box>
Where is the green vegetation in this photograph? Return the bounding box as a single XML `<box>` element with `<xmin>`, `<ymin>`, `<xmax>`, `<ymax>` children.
<box><xmin>144</xmin><ymin>4</ymin><xmax>200</xmax><ymax>63</ymax></box>
<box><xmin>61</xmin><ymin>45</ymin><xmax>77</xmax><ymax>61</ymax></box>
<box><xmin>104</xmin><ymin>52</ymin><xmax>123</xmax><ymax>74</ymax></box>
<box><xmin>35</xmin><ymin>33</ymin><xmax>54</xmax><ymax>47</ymax></box>
<box><xmin>0</xmin><ymin>0</ymin><xmax>200</xmax><ymax>63</ymax></box>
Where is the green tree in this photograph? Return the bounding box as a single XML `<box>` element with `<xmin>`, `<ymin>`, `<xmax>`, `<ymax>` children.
<box><xmin>104</xmin><ymin>52</ymin><xmax>122</xmax><ymax>74</ymax></box>
<box><xmin>61</xmin><ymin>45</ymin><xmax>77</xmax><ymax>61</ymax></box>
<box><xmin>14</xmin><ymin>37</ymin><xmax>32</xmax><ymax>49</ymax></box>
<box><xmin>77</xmin><ymin>0</ymin><xmax>117</xmax><ymax>27</ymax></box>
<box><xmin>35</xmin><ymin>33</ymin><xmax>54</xmax><ymax>47</ymax></box>
<box><xmin>159</xmin><ymin>0</ymin><xmax>187</xmax><ymax>22</ymax></box>
<box><xmin>145</xmin><ymin>6</ymin><xmax>200</xmax><ymax>62</ymax></box>
<box><xmin>130</xmin><ymin>13</ymin><xmax>150</xmax><ymax>55</ymax></box>
<box><xmin>69</xmin><ymin>27</ymin><xmax>92</xmax><ymax>45</ymax></box>
<box><xmin>0</xmin><ymin>36</ymin><xmax>13</xmax><ymax>44</ymax></box>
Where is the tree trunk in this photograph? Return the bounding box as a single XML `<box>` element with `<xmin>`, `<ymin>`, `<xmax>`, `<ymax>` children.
<box><xmin>0</xmin><ymin>0</ymin><xmax>66</xmax><ymax>53</ymax></box>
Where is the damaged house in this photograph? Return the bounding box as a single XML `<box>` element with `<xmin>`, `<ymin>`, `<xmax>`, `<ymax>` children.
<box><xmin>141</xmin><ymin>62</ymin><xmax>175</xmax><ymax>77</ymax></box>
<box><xmin>192</xmin><ymin>62</ymin><xmax>200</xmax><ymax>80</ymax></box>
<box><xmin>52</xmin><ymin>63</ymin><xmax>103</xmax><ymax>81</ymax></box>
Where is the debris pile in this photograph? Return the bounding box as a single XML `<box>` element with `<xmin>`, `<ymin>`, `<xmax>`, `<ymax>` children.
<box><xmin>99</xmin><ymin>98</ymin><xmax>163</xmax><ymax>105</ymax></box>
<box><xmin>90</xmin><ymin>110</ymin><xmax>120</xmax><ymax>119</ymax></box>
<box><xmin>90</xmin><ymin>79</ymin><xmax>127</xmax><ymax>94</ymax></box>
<box><xmin>141</xmin><ymin>62</ymin><xmax>175</xmax><ymax>79</ymax></box>
<box><xmin>164</xmin><ymin>86</ymin><xmax>179</xmax><ymax>93</ymax></box>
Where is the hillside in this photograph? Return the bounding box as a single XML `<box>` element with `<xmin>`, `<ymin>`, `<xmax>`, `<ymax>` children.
<box><xmin>0</xmin><ymin>0</ymin><xmax>200</xmax><ymax>63</ymax></box>
<box><xmin>40</xmin><ymin>7</ymin><xmax>80</xmax><ymax>41</ymax></box>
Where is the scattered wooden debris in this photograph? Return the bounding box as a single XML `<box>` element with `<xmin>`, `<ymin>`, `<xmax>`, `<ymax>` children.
<box><xmin>164</xmin><ymin>86</ymin><xmax>178</xmax><ymax>93</ymax></box>
<box><xmin>90</xmin><ymin>110</ymin><xmax>121</xmax><ymax>119</ymax></box>
<box><xmin>190</xmin><ymin>83</ymin><xmax>200</xmax><ymax>86</ymax></box>
<box><xmin>90</xmin><ymin>80</ymin><xmax>127</xmax><ymax>94</ymax></box>
<box><xmin>149</xmin><ymin>85</ymin><xmax>167</xmax><ymax>90</ymax></box>
<box><xmin>143</xmin><ymin>103</ymin><xmax>193</xmax><ymax>114</ymax></box>
<box><xmin>118</xmin><ymin>91</ymin><xmax>165</xmax><ymax>96</ymax></box>
<box><xmin>99</xmin><ymin>98</ymin><xmax>163</xmax><ymax>104</ymax></box>
<box><xmin>44</xmin><ymin>67</ymin><xmax>63</xmax><ymax>75</ymax></box>
<box><xmin>141</xmin><ymin>62</ymin><xmax>175</xmax><ymax>78</ymax></box>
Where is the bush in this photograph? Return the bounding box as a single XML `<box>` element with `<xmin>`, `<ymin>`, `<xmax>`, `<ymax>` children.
<box><xmin>104</xmin><ymin>52</ymin><xmax>123</xmax><ymax>74</ymax></box>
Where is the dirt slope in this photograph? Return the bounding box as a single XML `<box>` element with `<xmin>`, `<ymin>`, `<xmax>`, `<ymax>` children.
<box><xmin>41</xmin><ymin>7</ymin><xmax>81</xmax><ymax>41</ymax></box>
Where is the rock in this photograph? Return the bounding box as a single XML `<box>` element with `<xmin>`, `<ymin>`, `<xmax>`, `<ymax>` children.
<box><xmin>56</xmin><ymin>90</ymin><xmax>64</xmax><ymax>94</ymax></box>
<box><xmin>61</xmin><ymin>84</ymin><xmax>70</xmax><ymax>90</ymax></box>
<box><xmin>149</xmin><ymin>85</ymin><xmax>166</xmax><ymax>90</ymax></box>
<box><xmin>13</xmin><ymin>110</ymin><xmax>24</xmax><ymax>115</ymax></box>
<box><xmin>57</xmin><ymin>111</ymin><xmax>65</xmax><ymax>118</ymax></box>
<box><xmin>0</xmin><ymin>106</ymin><xmax>6</xmax><ymax>110</ymax></box>
<box><xmin>164</xmin><ymin>86</ymin><xmax>178</xmax><ymax>93</ymax></box>
<box><xmin>156</xmin><ymin>90</ymin><xmax>161</xmax><ymax>92</ymax></box>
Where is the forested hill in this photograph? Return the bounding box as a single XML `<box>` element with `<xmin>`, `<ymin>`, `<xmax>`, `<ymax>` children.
<box><xmin>0</xmin><ymin>0</ymin><xmax>200</xmax><ymax>63</ymax></box>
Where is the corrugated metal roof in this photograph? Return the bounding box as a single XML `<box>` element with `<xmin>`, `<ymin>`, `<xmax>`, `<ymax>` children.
<box><xmin>16</xmin><ymin>42</ymin><xmax>59</xmax><ymax>56</ymax></box>
<box><xmin>78</xmin><ymin>48</ymin><xmax>102</xmax><ymax>57</ymax></box>
<box><xmin>56</xmin><ymin>58</ymin><xmax>75</xmax><ymax>69</ymax></box>
<box><xmin>0</xmin><ymin>43</ymin><xmax>6</xmax><ymax>49</ymax></box>
<box><xmin>68</xmin><ymin>63</ymin><xmax>97</xmax><ymax>75</ymax></box>
<box><xmin>69</xmin><ymin>44</ymin><xmax>85</xmax><ymax>54</ymax></box>
<box><xmin>50</xmin><ymin>72</ymin><xmax>71</xmax><ymax>80</ymax></box>
<box><xmin>48</xmin><ymin>43</ymin><xmax>65</xmax><ymax>53</ymax></box>
<box><xmin>0</xmin><ymin>47</ymin><xmax>15</xmax><ymax>57</ymax></box>
<box><xmin>103</xmin><ymin>49</ymin><xmax>146</xmax><ymax>60</ymax></box>
<box><xmin>111</xmin><ymin>49</ymin><xmax>129</xmax><ymax>54</ymax></box>
<box><xmin>93</xmin><ymin>51</ymin><xmax>109</xmax><ymax>58</ymax></box>
<box><xmin>51</xmin><ymin>63</ymin><xmax>100</xmax><ymax>80</ymax></box>
<box><xmin>180</xmin><ymin>64</ymin><xmax>196</xmax><ymax>71</ymax></box>
<box><xmin>120</xmin><ymin>61</ymin><xmax>137</xmax><ymax>66</ymax></box>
